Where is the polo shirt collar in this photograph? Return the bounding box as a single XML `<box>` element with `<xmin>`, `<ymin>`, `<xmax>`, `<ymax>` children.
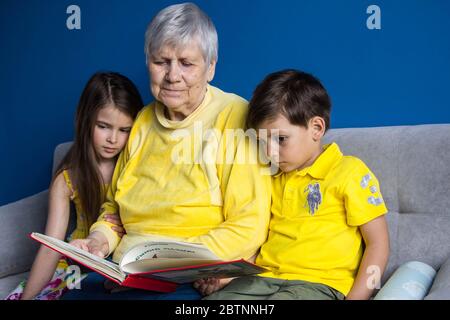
<box><xmin>298</xmin><ymin>142</ymin><xmax>342</xmax><ymax>179</ymax></box>
<box><xmin>272</xmin><ymin>143</ymin><xmax>343</xmax><ymax>179</ymax></box>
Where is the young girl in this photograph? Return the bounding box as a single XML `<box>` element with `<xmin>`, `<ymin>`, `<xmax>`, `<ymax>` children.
<box><xmin>6</xmin><ymin>72</ymin><xmax>144</xmax><ymax>300</ymax></box>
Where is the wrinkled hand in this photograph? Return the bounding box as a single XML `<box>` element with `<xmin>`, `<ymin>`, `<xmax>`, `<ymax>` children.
<box><xmin>193</xmin><ymin>277</ymin><xmax>234</xmax><ymax>296</ymax></box>
<box><xmin>70</xmin><ymin>235</ymin><xmax>109</xmax><ymax>258</ymax></box>
<box><xmin>103</xmin><ymin>213</ymin><xmax>126</xmax><ymax>237</ymax></box>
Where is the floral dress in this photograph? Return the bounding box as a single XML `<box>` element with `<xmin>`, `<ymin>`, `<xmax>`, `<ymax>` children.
<box><xmin>5</xmin><ymin>170</ymin><xmax>99</xmax><ymax>300</ymax></box>
<box><xmin>5</xmin><ymin>259</ymin><xmax>88</xmax><ymax>300</ymax></box>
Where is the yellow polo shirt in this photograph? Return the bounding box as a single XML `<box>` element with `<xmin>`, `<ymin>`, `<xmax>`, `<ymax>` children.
<box><xmin>256</xmin><ymin>143</ymin><xmax>388</xmax><ymax>296</ymax></box>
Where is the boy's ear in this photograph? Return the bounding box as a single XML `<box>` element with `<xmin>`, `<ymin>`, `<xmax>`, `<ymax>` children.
<box><xmin>310</xmin><ymin>117</ymin><xmax>326</xmax><ymax>141</ymax></box>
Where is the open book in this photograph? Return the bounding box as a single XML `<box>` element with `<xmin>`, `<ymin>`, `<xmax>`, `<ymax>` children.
<box><xmin>30</xmin><ymin>232</ymin><xmax>267</xmax><ymax>292</ymax></box>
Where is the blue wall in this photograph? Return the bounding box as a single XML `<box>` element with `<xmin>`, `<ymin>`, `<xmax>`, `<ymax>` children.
<box><xmin>1</xmin><ymin>0</ymin><xmax>450</xmax><ymax>205</ymax></box>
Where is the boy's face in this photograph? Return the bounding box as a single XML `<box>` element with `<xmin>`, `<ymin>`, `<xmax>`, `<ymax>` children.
<box><xmin>257</xmin><ymin>115</ymin><xmax>325</xmax><ymax>173</ymax></box>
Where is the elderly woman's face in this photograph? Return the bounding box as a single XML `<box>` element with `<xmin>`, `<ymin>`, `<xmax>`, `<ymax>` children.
<box><xmin>148</xmin><ymin>42</ymin><xmax>216</xmax><ymax>119</ymax></box>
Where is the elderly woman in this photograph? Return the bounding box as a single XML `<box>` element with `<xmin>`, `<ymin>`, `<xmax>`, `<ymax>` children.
<box><xmin>64</xmin><ymin>3</ymin><xmax>271</xmax><ymax>299</ymax></box>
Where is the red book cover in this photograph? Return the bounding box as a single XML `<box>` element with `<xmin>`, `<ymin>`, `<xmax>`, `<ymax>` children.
<box><xmin>30</xmin><ymin>233</ymin><xmax>267</xmax><ymax>292</ymax></box>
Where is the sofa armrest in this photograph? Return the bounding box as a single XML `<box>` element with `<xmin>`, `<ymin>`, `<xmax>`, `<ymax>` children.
<box><xmin>425</xmin><ymin>256</ymin><xmax>450</xmax><ymax>300</ymax></box>
<box><xmin>0</xmin><ymin>190</ymin><xmax>48</xmax><ymax>278</ymax></box>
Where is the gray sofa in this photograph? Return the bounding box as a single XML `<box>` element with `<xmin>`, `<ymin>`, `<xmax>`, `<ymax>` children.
<box><xmin>1</xmin><ymin>124</ymin><xmax>449</xmax><ymax>299</ymax></box>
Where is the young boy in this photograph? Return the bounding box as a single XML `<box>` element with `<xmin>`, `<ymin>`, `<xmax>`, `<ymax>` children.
<box><xmin>198</xmin><ymin>69</ymin><xmax>389</xmax><ymax>300</ymax></box>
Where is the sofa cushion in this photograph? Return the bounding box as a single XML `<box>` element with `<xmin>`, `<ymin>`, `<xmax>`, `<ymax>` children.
<box><xmin>397</xmin><ymin>125</ymin><xmax>450</xmax><ymax>215</ymax></box>
<box><xmin>397</xmin><ymin>213</ymin><xmax>450</xmax><ymax>271</ymax></box>
<box><xmin>0</xmin><ymin>191</ymin><xmax>48</xmax><ymax>278</ymax></box>
<box><xmin>425</xmin><ymin>256</ymin><xmax>450</xmax><ymax>300</ymax></box>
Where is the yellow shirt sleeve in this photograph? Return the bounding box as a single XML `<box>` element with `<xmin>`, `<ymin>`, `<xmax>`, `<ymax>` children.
<box><xmin>343</xmin><ymin>159</ymin><xmax>388</xmax><ymax>226</ymax></box>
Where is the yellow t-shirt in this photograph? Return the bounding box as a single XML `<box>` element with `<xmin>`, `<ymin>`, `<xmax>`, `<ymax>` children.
<box><xmin>62</xmin><ymin>170</ymin><xmax>108</xmax><ymax>241</ymax></box>
<box><xmin>90</xmin><ymin>85</ymin><xmax>272</xmax><ymax>263</ymax></box>
<box><xmin>256</xmin><ymin>143</ymin><xmax>388</xmax><ymax>296</ymax></box>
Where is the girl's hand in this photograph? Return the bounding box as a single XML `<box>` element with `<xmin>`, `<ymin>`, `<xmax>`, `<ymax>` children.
<box><xmin>193</xmin><ymin>277</ymin><xmax>234</xmax><ymax>296</ymax></box>
<box><xmin>70</xmin><ymin>232</ymin><xmax>109</xmax><ymax>258</ymax></box>
<box><xmin>103</xmin><ymin>213</ymin><xmax>126</xmax><ymax>237</ymax></box>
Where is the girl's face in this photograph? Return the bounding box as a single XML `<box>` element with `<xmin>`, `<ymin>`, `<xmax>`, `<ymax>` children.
<box><xmin>92</xmin><ymin>104</ymin><xmax>134</xmax><ymax>162</ymax></box>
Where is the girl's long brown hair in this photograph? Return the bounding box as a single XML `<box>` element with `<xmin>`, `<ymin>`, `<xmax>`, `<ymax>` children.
<box><xmin>55</xmin><ymin>72</ymin><xmax>143</xmax><ymax>226</ymax></box>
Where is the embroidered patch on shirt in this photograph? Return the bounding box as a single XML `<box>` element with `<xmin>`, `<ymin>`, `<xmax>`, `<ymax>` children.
<box><xmin>360</xmin><ymin>173</ymin><xmax>372</xmax><ymax>188</ymax></box>
<box><xmin>368</xmin><ymin>195</ymin><xmax>384</xmax><ymax>206</ymax></box>
<box><xmin>304</xmin><ymin>182</ymin><xmax>322</xmax><ymax>215</ymax></box>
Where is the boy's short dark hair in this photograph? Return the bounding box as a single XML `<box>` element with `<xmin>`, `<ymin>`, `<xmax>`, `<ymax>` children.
<box><xmin>246</xmin><ymin>69</ymin><xmax>331</xmax><ymax>131</ymax></box>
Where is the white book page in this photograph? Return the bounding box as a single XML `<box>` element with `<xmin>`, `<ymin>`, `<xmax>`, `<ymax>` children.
<box><xmin>120</xmin><ymin>258</ymin><xmax>221</xmax><ymax>274</ymax></box>
<box><xmin>32</xmin><ymin>232</ymin><xmax>124</xmax><ymax>281</ymax></box>
<box><xmin>120</xmin><ymin>241</ymin><xmax>220</xmax><ymax>273</ymax></box>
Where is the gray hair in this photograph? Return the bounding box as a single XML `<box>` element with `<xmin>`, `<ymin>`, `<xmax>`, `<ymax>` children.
<box><xmin>144</xmin><ymin>3</ymin><xmax>218</xmax><ymax>66</ymax></box>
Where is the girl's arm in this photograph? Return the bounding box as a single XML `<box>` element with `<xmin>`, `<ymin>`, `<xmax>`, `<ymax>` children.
<box><xmin>21</xmin><ymin>172</ymin><xmax>72</xmax><ymax>300</ymax></box>
<box><xmin>345</xmin><ymin>215</ymin><xmax>390</xmax><ymax>300</ymax></box>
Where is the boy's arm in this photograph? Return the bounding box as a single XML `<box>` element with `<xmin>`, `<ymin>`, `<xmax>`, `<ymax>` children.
<box><xmin>345</xmin><ymin>215</ymin><xmax>390</xmax><ymax>300</ymax></box>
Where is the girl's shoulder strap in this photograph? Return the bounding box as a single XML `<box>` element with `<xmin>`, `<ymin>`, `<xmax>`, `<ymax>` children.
<box><xmin>62</xmin><ymin>169</ymin><xmax>76</xmax><ymax>200</ymax></box>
